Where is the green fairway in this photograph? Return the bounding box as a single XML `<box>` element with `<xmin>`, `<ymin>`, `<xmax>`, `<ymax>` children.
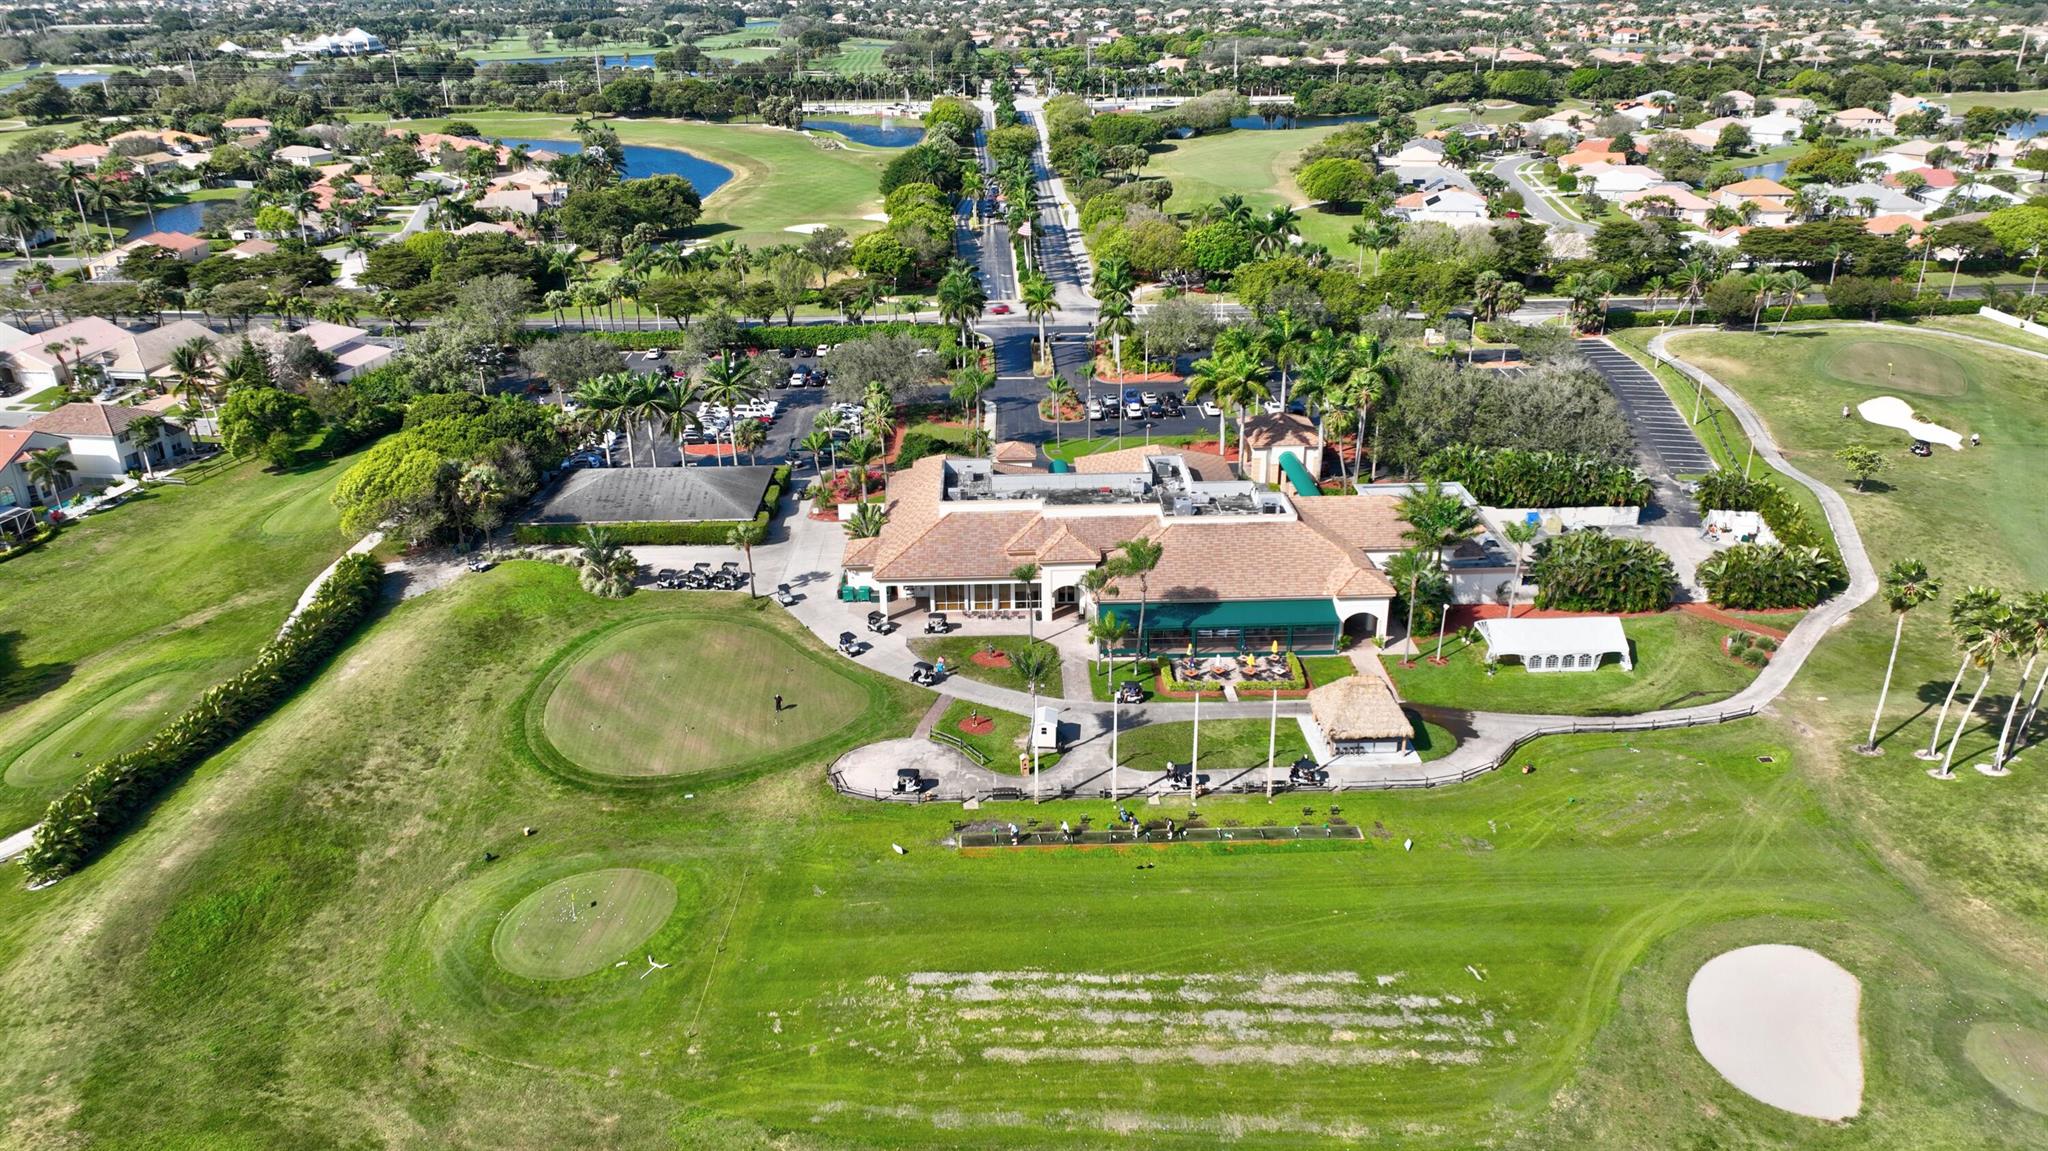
<box><xmin>491</xmin><ymin>867</ymin><xmax>680</xmax><ymax>980</ymax></box>
<box><xmin>535</xmin><ymin>614</ymin><xmax>879</xmax><ymax>782</ymax></box>
<box><xmin>1147</xmin><ymin>123</ymin><xmax>1364</xmax><ymax>252</ymax></box>
<box><xmin>1</xmin><ymin>562</ymin><xmax>2041</xmax><ymax>1147</ymax></box>
<box><xmin>1656</xmin><ymin>324</ymin><xmax>2048</xmax><ymax>940</ymax></box>
<box><xmin>368</xmin><ymin>113</ymin><xmax>888</xmax><ymax>248</ymax></box>
<box><xmin>1386</xmin><ymin>611</ymin><xmax>1758</xmax><ymax>716</ymax></box>
<box><xmin>0</xmin><ymin>457</ymin><xmax>354</xmax><ymax>827</ymax></box>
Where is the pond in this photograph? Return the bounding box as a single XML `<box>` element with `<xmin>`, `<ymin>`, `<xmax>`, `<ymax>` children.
<box><xmin>806</xmin><ymin>119</ymin><xmax>924</xmax><ymax>148</ymax></box>
<box><xmin>488</xmin><ymin>135</ymin><xmax>733</xmax><ymax>198</ymax></box>
<box><xmin>123</xmin><ymin>200</ymin><xmax>212</xmax><ymax>238</ymax></box>
<box><xmin>1734</xmin><ymin>159</ymin><xmax>1791</xmax><ymax>181</ymax></box>
<box><xmin>0</xmin><ymin>70</ymin><xmax>113</xmax><ymax>94</ymax></box>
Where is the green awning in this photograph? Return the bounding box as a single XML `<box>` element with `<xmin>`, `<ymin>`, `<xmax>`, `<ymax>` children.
<box><xmin>1102</xmin><ymin>599</ymin><xmax>1340</xmax><ymax>631</ymax></box>
<box><xmin>1049</xmin><ymin>458</ymin><xmax>1071</xmax><ymax>473</ymax></box>
<box><xmin>1278</xmin><ymin>452</ymin><xmax>1319</xmax><ymax>497</ymax></box>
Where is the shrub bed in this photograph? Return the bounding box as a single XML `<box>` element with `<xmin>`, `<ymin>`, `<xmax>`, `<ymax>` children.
<box><xmin>1421</xmin><ymin>446</ymin><xmax>1649</xmax><ymax>509</ymax></box>
<box><xmin>22</xmin><ymin>552</ymin><xmax>385</xmax><ymax>882</ymax></box>
<box><xmin>1697</xmin><ymin>543</ymin><xmax>1846</xmax><ymax>610</ymax></box>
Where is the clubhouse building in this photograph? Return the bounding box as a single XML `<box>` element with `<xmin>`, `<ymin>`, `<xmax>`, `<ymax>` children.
<box><xmin>841</xmin><ymin>447</ymin><xmax>1413</xmax><ymax>655</ymax></box>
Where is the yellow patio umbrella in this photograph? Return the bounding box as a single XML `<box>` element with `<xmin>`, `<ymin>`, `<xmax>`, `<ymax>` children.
<box><xmin>1270</xmin><ymin>639</ymin><xmax>1282</xmax><ymax>655</ymax></box>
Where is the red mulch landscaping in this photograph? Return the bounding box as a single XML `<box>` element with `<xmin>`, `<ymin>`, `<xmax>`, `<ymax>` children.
<box><xmin>956</xmin><ymin>715</ymin><xmax>995</xmax><ymax>736</ymax></box>
<box><xmin>971</xmin><ymin>650</ymin><xmax>1013</xmax><ymax>669</ymax></box>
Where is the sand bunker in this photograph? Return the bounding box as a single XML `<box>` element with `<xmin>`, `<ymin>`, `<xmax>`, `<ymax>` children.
<box><xmin>784</xmin><ymin>223</ymin><xmax>831</xmax><ymax>234</ymax></box>
<box><xmin>1687</xmin><ymin>944</ymin><xmax>1862</xmax><ymax>1120</ymax></box>
<box><xmin>1858</xmin><ymin>396</ymin><xmax>1962</xmax><ymax>450</ymax></box>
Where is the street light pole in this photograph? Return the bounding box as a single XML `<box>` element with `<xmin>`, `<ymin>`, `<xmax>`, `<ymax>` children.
<box><xmin>1266</xmin><ymin>687</ymin><xmax>1278</xmax><ymax>800</ymax></box>
<box><xmin>1191</xmin><ymin>687</ymin><xmax>1201</xmax><ymax>806</ymax></box>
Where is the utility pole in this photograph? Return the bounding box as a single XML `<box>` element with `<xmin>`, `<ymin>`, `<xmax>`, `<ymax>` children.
<box><xmin>1755</xmin><ymin>34</ymin><xmax>1767</xmax><ymax>81</ymax></box>
<box><xmin>1265</xmin><ymin>687</ymin><xmax>1278</xmax><ymax>800</ymax></box>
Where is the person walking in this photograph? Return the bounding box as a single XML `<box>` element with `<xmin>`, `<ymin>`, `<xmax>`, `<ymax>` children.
<box><xmin>773</xmin><ymin>692</ymin><xmax>784</xmax><ymax>712</ymax></box>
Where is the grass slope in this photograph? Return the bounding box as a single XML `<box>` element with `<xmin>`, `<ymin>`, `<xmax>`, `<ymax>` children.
<box><xmin>0</xmin><ymin>457</ymin><xmax>353</xmax><ymax>828</ymax></box>
<box><xmin>0</xmin><ymin>564</ymin><xmax>2039</xmax><ymax>1147</ymax></box>
<box><xmin>372</xmin><ymin>113</ymin><xmax>888</xmax><ymax>248</ymax></box>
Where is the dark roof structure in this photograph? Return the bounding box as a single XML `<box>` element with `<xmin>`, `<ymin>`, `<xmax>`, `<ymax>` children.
<box><xmin>522</xmin><ymin>466</ymin><xmax>776</xmax><ymax>525</ymax></box>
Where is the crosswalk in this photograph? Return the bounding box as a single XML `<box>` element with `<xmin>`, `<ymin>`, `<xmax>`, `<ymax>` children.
<box><xmin>1578</xmin><ymin>339</ymin><xmax>1717</xmax><ymax>476</ymax></box>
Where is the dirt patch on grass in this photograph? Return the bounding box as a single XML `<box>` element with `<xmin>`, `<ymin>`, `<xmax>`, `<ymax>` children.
<box><xmin>956</xmin><ymin>715</ymin><xmax>995</xmax><ymax>736</ymax></box>
<box><xmin>970</xmin><ymin>650</ymin><xmax>1012</xmax><ymax>670</ymax></box>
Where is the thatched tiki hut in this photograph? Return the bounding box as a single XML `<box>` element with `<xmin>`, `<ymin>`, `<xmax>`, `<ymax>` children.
<box><xmin>1308</xmin><ymin>676</ymin><xmax>1415</xmax><ymax>756</ymax></box>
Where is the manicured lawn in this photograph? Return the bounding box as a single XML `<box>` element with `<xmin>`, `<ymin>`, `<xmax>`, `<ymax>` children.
<box><xmin>1411</xmin><ymin>100</ymin><xmax>1535</xmax><ymax>131</ymax></box>
<box><xmin>1918</xmin><ymin>88</ymin><xmax>2048</xmax><ymax>112</ymax></box>
<box><xmin>909</xmin><ymin>635</ymin><xmax>1064</xmax><ymax>697</ymax></box>
<box><xmin>1112</xmin><ymin>716</ymin><xmax>1314</xmax><ymax>778</ymax></box>
<box><xmin>0</xmin><ymin>456</ymin><xmax>356</xmax><ymax>828</ymax></box>
<box><xmin>934</xmin><ymin>697</ymin><xmax>1057</xmax><ymax>772</ymax></box>
<box><xmin>1300</xmin><ymin>654</ymin><xmax>1357</xmax><ymax>686</ymax></box>
<box><xmin>1916</xmin><ymin>313</ymin><xmax>2048</xmax><ymax>357</ymax></box>
<box><xmin>534</xmin><ymin>614</ymin><xmax>875</xmax><ymax>781</ymax></box>
<box><xmin>364</xmin><ymin>113</ymin><xmax>888</xmax><ymax>249</ymax></box>
<box><xmin>1043</xmin><ymin>432</ymin><xmax>1205</xmax><ymax>464</ymax></box>
<box><xmin>1656</xmin><ymin>324</ymin><xmax>2048</xmax><ymax>937</ymax></box>
<box><xmin>1147</xmin><ymin>122</ymin><xmax>1363</xmax><ymax>252</ymax></box>
<box><xmin>1385</xmin><ymin>611</ymin><xmax>1759</xmax><ymax>716</ymax></box>
<box><xmin>0</xmin><ymin>562</ymin><xmax>2041</xmax><ymax>1147</ymax></box>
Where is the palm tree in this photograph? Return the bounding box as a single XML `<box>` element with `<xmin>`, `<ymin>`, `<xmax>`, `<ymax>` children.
<box><xmin>1674</xmin><ymin>258</ymin><xmax>1711</xmax><ymax>325</ymax></box>
<box><xmin>167</xmin><ymin>337</ymin><xmax>218</xmax><ymax>421</ymax></box>
<box><xmin>1019</xmin><ymin>271</ymin><xmax>1058</xmax><ymax>363</ymax></box>
<box><xmin>950</xmin><ymin>364</ymin><xmax>993</xmax><ymax>422</ymax></box>
<box><xmin>934</xmin><ymin>262</ymin><xmax>986</xmax><ymax>348</ymax></box>
<box><xmin>1990</xmin><ymin>592</ymin><xmax>2048</xmax><ymax>773</ymax></box>
<box><xmin>1010</xmin><ymin>563</ymin><xmax>1043</xmax><ymax>639</ymax></box>
<box><xmin>1107</xmin><ymin>537</ymin><xmax>1163</xmax><ymax>658</ymax></box>
<box><xmin>1346</xmin><ymin>217</ymin><xmax>1396</xmax><ymax>275</ymax></box>
<box><xmin>697</xmin><ymin>351</ymin><xmax>760</xmax><ymax>467</ymax></box>
<box><xmin>839</xmin><ymin>435</ymin><xmax>881</xmax><ymax>499</ymax></box>
<box><xmin>800</xmin><ymin>428</ymin><xmax>834</xmax><ymax>474</ymax></box>
<box><xmin>23</xmin><ymin>447</ymin><xmax>77</xmax><ymax>502</ymax></box>
<box><xmin>1011</xmin><ymin>641</ymin><xmax>1061</xmax><ymax>801</ymax></box>
<box><xmin>1394</xmin><ymin>482</ymin><xmax>1477</xmax><ymax>657</ymax></box>
<box><xmin>842</xmin><ymin>501</ymin><xmax>887</xmax><ymax>539</ymax></box>
<box><xmin>124</xmin><ymin>413</ymin><xmax>166</xmax><ymax>479</ymax></box>
<box><xmin>573</xmin><ymin>373</ymin><xmax>632</xmax><ymax>466</ymax></box>
<box><xmin>1861</xmin><ymin>559</ymin><xmax>1940</xmax><ymax>753</ymax></box>
<box><xmin>1938</xmin><ymin>603</ymin><xmax>2020</xmax><ymax>779</ymax></box>
<box><xmin>1773</xmin><ymin>270</ymin><xmax>1812</xmax><ymax>330</ymax></box>
<box><xmin>732</xmin><ymin>417</ymin><xmax>767</xmax><ymax>465</ymax></box>
<box><xmin>1043</xmin><ymin>377</ymin><xmax>1076</xmax><ymax>446</ymax></box>
<box><xmin>1503</xmin><ymin>519</ymin><xmax>1540</xmax><ymax>618</ymax></box>
<box><xmin>726</xmin><ymin>520</ymin><xmax>766</xmax><ymax>597</ymax></box>
<box><xmin>574</xmin><ymin>526</ymin><xmax>638</xmax><ymax>598</ymax></box>
<box><xmin>1094</xmin><ymin>293</ymin><xmax>1135</xmax><ymax>376</ymax></box>
<box><xmin>1088</xmin><ymin>610</ymin><xmax>1130</xmax><ymax>687</ymax></box>
<box><xmin>1262</xmin><ymin>309</ymin><xmax>1308</xmax><ymax>407</ymax></box>
<box><xmin>1184</xmin><ymin>349</ymin><xmax>1258</xmax><ymax>459</ymax></box>
<box><xmin>1922</xmin><ymin>587</ymin><xmax>2003</xmax><ymax>762</ymax></box>
<box><xmin>0</xmin><ymin>197</ymin><xmax>44</xmax><ymax>258</ymax></box>
<box><xmin>1347</xmin><ymin>332</ymin><xmax>1395</xmax><ymax>483</ymax></box>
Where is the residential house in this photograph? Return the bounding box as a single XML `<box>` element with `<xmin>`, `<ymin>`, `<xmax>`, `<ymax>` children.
<box><xmin>1620</xmin><ymin>185</ymin><xmax>1713</xmax><ymax>225</ymax></box>
<box><xmin>87</xmin><ymin>232</ymin><xmax>210</xmax><ymax>281</ymax></box>
<box><xmin>1580</xmin><ymin>162</ymin><xmax>1666</xmax><ymax>197</ymax></box>
<box><xmin>1715</xmin><ymin>177</ymin><xmax>1795</xmax><ymax>211</ymax></box>
<box><xmin>1830</xmin><ymin>107</ymin><xmax>1896</xmax><ymax>136</ymax></box>
<box><xmin>280</xmin><ymin>320</ymin><xmax>394</xmax><ymax>380</ymax></box>
<box><xmin>1744</xmin><ymin>113</ymin><xmax>1806</xmax><ymax>148</ymax></box>
<box><xmin>0</xmin><ymin>428</ymin><xmax>70</xmax><ymax>508</ymax></box>
<box><xmin>1387</xmin><ymin>137</ymin><xmax>1446</xmax><ymax>166</ymax></box>
<box><xmin>275</xmin><ymin>144</ymin><xmax>336</xmax><ymax>168</ymax></box>
<box><xmin>0</xmin><ymin>316</ymin><xmax>132</xmax><ymax>391</ymax></box>
<box><xmin>225</xmin><ymin>238</ymin><xmax>277</xmax><ymax>259</ymax></box>
<box><xmin>1392</xmin><ymin>186</ymin><xmax>1489</xmax><ymax>226</ymax></box>
<box><xmin>37</xmin><ymin>142</ymin><xmax>111</xmax><ymax>170</ymax></box>
<box><xmin>221</xmin><ymin>117</ymin><xmax>272</xmax><ymax>136</ymax></box>
<box><xmin>20</xmin><ymin>403</ymin><xmax>194</xmax><ymax>479</ymax></box>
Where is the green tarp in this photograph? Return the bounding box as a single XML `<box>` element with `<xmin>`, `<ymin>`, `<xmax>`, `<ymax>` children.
<box><xmin>1278</xmin><ymin>452</ymin><xmax>1320</xmax><ymax>497</ymax></box>
<box><xmin>1101</xmin><ymin>598</ymin><xmax>1340</xmax><ymax>631</ymax></box>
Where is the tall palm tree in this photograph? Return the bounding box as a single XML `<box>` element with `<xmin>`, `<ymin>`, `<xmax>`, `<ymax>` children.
<box><xmin>1922</xmin><ymin>587</ymin><xmax>2003</xmax><ymax>762</ymax></box>
<box><xmin>573</xmin><ymin>373</ymin><xmax>632</xmax><ymax>466</ymax></box>
<box><xmin>125</xmin><ymin>413</ymin><xmax>165</xmax><ymax>479</ymax></box>
<box><xmin>1094</xmin><ymin>293</ymin><xmax>1135</xmax><ymax>376</ymax></box>
<box><xmin>167</xmin><ymin>337</ymin><xmax>218</xmax><ymax>421</ymax></box>
<box><xmin>1861</xmin><ymin>558</ymin><xmax>1940</xmax><ymax>753</ymax></box>
<box><xmin>1183</xmin><ymin>349</ymin><xmax>1262</xmax><ymax>461</ymax></box>
<box><xmin>1012</xmin><ymin>640</ymin><xmax>1060</xmax><ymax>800</ymax></box>
<box><xmin>839</xmin><ymin>435</ymin><xmax>881</xmax><ymax>499</ymax></box>
<box><xmin>950</xmin><ymin>364</ymin><xmax>994</xmax><ymax>422</ymax></box>
<box><xmin>1107</xmin><ymin>537</ymin><xmax>1163</xmax><ymax>658</ymax></box>
<box><xmin>1347</xmin><ymin>333</ymin><xmax>1395</xmax><ymax>482</ymax></box>
<box><xmin>1772</xmin><ymin>270</ymin><xmax>1812</xmax><ymax>330</ymax></box>
<box><xmin>696</xmin><ymin>351</ymin><xmax>758</xmax><ymax>467</ymax></box>
<box><xmin>1043</xmin><ymin>377</ymin><xmax>1076</xmax><ymax>446</ymax></box>
<box><xmin>0</xmin><ymin>197</ymin><xmax>44</xmax><ymax>258</ymax></box>
<box><xmin>1394</xmin><ymin>483</ymin><xmax>1477</xmax><ymax>655</ymax></box>
<box><xmin>800</xmin><ymin>428</ymin><xmax>835</xmax><ymax>474</ymax></box>
<box><xmin>732</xmin><ymin>417</ymin><xmax>767</xmax><ymax>465</ymax></box>
<box><xmin>726</xmin><ymin>520</ymin><xmax>766</xmax><ymax>597</ymax></box>
<box><xmin>934</xmin><ymin>262</ymin><xmax>986</xmax><ymax>348</ymax></box>
<box><xmin>1674</xmin><ymin>258</ymin><xmax>1711</xmax><ymax>325</ymax></box>
<box><xmin>1938</xmin><ymin>603</ymin><xmax>2020</xmax><ymax>779</ymax></box>
<box><xmin>1989</xmin><ymin>592</ymin><xmax>2048</xmax><ymax>773</ymax></box>
<box><xmin>663</xmin><ymin>379</ymin><xmax>704</xmax><ymax>466</ymax></box>
<box><xmin>1019</xmin><ymin>271</ymin><xmax>1058</xmax><ymax>363</ymax></box>
<box><xmin>1503</xmin><ymin>519</ymin><xmax>1540</xmax><ymax>618</ymax></box>
<box><xmin>1010</xmin><ymin>563</ymin><xmax>1043</xmax><ymax>638</ymax></box>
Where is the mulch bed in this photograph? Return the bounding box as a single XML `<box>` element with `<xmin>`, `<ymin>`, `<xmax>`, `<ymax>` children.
<box><xmin>971</xmin><ymin>650</ymin><xmax>1013</xmax><ymax>669</ymax></box>
<box><xmin>956</xmin><ymin>715</ymin><xmax>996</xmax><ymax>736</ymax></box>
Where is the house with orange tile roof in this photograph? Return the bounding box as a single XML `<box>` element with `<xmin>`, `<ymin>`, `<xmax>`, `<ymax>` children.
<box><xmin>840</xmin><ymin>452</ymin><xmax>1408</xmax><ymax>651</ymax></box>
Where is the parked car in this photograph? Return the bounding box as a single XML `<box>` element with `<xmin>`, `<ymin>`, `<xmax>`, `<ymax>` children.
<box><xmin>1200</xmin><ymin>400</ymin><xmax>1222</xmax><ymax>418</ymax></box>
<box><xmin>642</xmin><ymin>349</ymin><xmax>664</xmax><ymax>362</ymax></box>
<box><xmin>1086</xmin><ymin>398</ymin><xmax>1104</xmax><ymax>421</ymax></box>
<box><xmin>990</xmin><ymin>303</ymin><xmax>1012</xmax><ymax>315</ymax></box>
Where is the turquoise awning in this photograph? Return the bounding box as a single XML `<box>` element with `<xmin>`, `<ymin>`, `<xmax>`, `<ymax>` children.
<box><xmin>1102</xmin><ymin>599</ymin><xmax>1339</xmax><ymax>631</ymax></box>
<box><xmin>1049</xmin><ymin>458</ymin><xmax>1071</xmax><ymax>473</ymax></box>
<box><xmin>1279</xmin><ymin>451</ymin><xmax>1320</xmax><ymax>497</ymax></box>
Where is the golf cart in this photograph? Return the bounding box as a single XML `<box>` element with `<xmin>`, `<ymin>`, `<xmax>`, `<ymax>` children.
<box><xmin>837</xmin><ymin>631</ymin><xmax>861</xmax><ymax>656</ymax></box>
<box><xmin>1910</xmin><ymin>439</ymin><xmax>1933</xmax><ymax>458</ymax></box>
<box><xmin>466</xmin><ymin>557</ymin><xmax>494</xmax><ymax>573</ymax></box>
<box><xmin>1288</xmin><ymin>757</ymin><xmax>1328</xmax><ymax>786</ymax></box>
<box><xmin>910</xmin><ymin>660</ymin><xmax>941</xmax><ymax>686</ymax></box>
<box><xmin>866</xmin><ymin>609</ymin><xmax>897</xmax><ymax>635</ymax></box>
<box><xmin>893</xmin><ymin>768</ymin><xmax>925</xmax><ymax>794</ymax></box>
<box><xmin>1113</xmin><ymin>680</ymin><xmax>1145</xmax><ymax>705</ymax></box>
<box><xmin>924</xmin><ymin>612</ymin><xmax>951</xmax><ymax>634</ymax></box>
<box><xmin>773</xmin><ymin>583</ymin><xmax>799</xmax><ymax>607</ymax></box>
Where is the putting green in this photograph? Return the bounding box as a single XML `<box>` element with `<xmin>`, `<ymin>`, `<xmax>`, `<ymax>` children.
<box><xmin>538</xmin><ymin>617</ymin><xmax>868</xmax><ymax>778</ymax></box>
<box><xmin>1821</xmin><ymin>340</ymin><xmax>1972</xmax><ymax>397</ymax></box>
<box><xmin>4</xmin><ymin>663</ymin><xmax>229</xmax><ymax>789</ymax></box>
<box><xmin>1965</xmin><ymin>1023</ymin><xmax>2048</xmax><ymax>1115</ymax></box>
<box><xmin>492</xmin><ymin>868</ymin><xmax>678</xmax><ymax>980</ymax></box>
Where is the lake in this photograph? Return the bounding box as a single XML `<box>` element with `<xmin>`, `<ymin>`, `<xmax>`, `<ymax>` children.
<box><xmin>490</xmin><ymin>54</ymin><xmax>657</xmax><ymax>69</ymax></box>
<box><xmin>123</xmin><ymin>200</ymin><xmax>212</xmax><ymax>238</ymax></box>
<box><xmin>488</xmin><ymin>136</ymin><xmax>733</xmax><ymax>198</ymax></box>
<box><xmin>1229</xmin><ymin>112</ymin><xmax>1378</xmax><ymax>131</ymax></box>
<box><xmin>2009</xmin><ymin>112</ymin><xmax>2048</xmax><ymax>140</ymax></box>
<box><xmin>0</xmin><ymin>70</ymin><xmax>113</xmax><ymax>94</ymax></box>
<box><xmin>807</xmin><ymin>119</ymin><xmax>924</xmax><ymax>148</ymax></box>
<box><xmin>1735</xmin><ymin>159</ymin><xmax>1791</xmax><ymax>181</ymax></box>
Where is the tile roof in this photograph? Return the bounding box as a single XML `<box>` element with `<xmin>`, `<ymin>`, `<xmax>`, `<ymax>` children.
<box><xmin>24</xmin><ymin>402</ymin><xmax>157</xmax><ymax>438</ymax></box>
<box><xmin>1072</xmin><ymin>445</ymin><xmax>1233</xmax><ymax>480</ymax></box>
<box><xmin>1243</xmin><ymin>413</ymin><xmax>1318</xmax><ymax>449</ymax></box>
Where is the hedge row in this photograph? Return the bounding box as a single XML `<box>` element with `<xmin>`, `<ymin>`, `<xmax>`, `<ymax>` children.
<box><xmin>583</xmin><ymin>322</ymin><xmax>949</xmax><ymax>352</ymax></box>
<box><xmin>1696</xmin><ymin>473</ymin><xmax>1833</xmax><ymax>554</ymax></box>
<box><xmin>22</xmin><ymin>552</ymin><xmax>385</xmax><ymax>883</ymax></box>
<box><xmin>512</xmin><ymin>465</ymin><xmax>791</xmax><ymax>547</ymax></box>
<box><xmin>1604</xmin><ymin>296</ymin><xmax>1985</xmax><ymax>330</ymax></box>
<box><xmin>0</xmin><ymin>523</ymin><xmax>58</xmax><ymax>565</ymax></box>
